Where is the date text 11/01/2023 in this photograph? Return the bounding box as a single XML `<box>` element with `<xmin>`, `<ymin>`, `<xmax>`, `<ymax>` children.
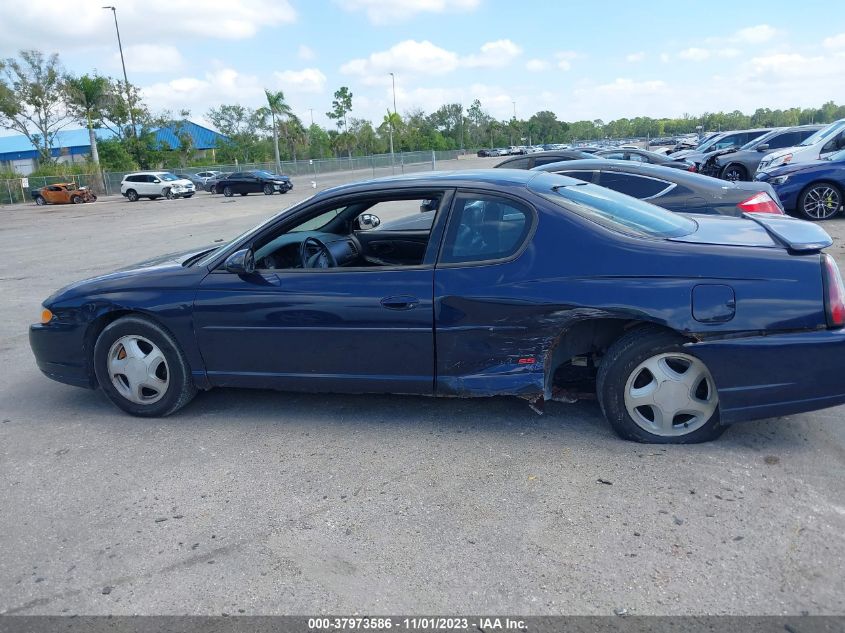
<box><xmin>308</xmin><ymin>617</ymin><xmax>527</xmax><ymax>630</ymax></box>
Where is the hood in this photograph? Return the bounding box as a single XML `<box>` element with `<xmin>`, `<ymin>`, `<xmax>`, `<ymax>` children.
<box><xmin>757</xmin><ymin>158</ymin><xmax>831</xmax><ymax>179</ymax></box>
<box><xmin>45</xmin><ymin>245</ymin><xmax>218</xmax><ymax>304</ymax></box>
<box><xmin>668</xmin><ymin>213</ymin><xmax>831</xmax><ymax>252</ymax></box>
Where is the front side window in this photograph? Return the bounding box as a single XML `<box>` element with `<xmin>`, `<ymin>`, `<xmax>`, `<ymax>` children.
<box><xmin>439</xmin><ymin>194</ymin><xmax>532</xmax><ymax>264</ymax></box>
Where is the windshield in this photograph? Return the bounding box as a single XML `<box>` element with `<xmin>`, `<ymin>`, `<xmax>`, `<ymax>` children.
<box><xmin>530</xmin><ymin>174</ymin><xmax>696</xmax><ymax>238</ymax></box>
<box><xmin>195</xmin><ymin>195</ymin><xmax>316</xmax><ymax>267</ymax></box>
<box><xmin>799</xmin><ymin>121</ymin><xmax>845</xmax><ymax>146</ymax></box>
<box><xmin>159</xmin><ymin>173</ymin><xmax>179</xmax><ymax>182</ymax></box>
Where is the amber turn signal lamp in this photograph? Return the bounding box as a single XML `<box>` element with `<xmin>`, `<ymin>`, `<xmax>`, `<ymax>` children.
<box><xmin>40</xmin><ymin>309</ymin><xmax>54</xmax><ymax>324</ymax></box>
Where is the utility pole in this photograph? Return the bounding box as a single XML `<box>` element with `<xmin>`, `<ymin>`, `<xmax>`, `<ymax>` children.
<box><xmin>390</xmin><ymin>72</ymin><xmax>402</xmax><ymax>173</ymax></box>
<box><xmin>103</xmin><ymin>6</ymin><xmax>140</xmax><ymax>162</ymax></box>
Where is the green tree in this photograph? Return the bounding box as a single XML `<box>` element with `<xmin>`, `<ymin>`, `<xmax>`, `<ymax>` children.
<box><xmin>64</xmin><ymin>73</ymin><xmax>111</xmax><ymax>166</ymax></box>
<box><xmin>261</xmin><ymin>89</ymin><xmax>293</xmax><ymax>172</ymax></box>
<box><xmin>326</xmin><ymin>86</ymin><xmax>353</xmax><ymax>159</ymax></box>
<box><xmin>0</xmin><ymin>50</ymin><xmax>70</xmax><ymax>164</ymax></box>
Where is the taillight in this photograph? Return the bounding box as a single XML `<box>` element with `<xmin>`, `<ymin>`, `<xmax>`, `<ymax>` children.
<box><xmin>687</xmin><ymin>164</ymin><xmax>697</xmax><ymax>172</ymax></box>
<box><xmin>737</xmin><ymin>191</ymin><xmax>783</xmax><ymax>214</ymax></box>
<box><xmin>822</xmin><ymin>254</ymin><xmax>845</xmax><ymax>328</ymax></box>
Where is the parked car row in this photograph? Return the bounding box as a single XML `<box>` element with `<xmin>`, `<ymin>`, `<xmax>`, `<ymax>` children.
<box><xmin>118</xmin><ymin>169</ymin><xmax>294</xmax><ymax>201</ymax></box>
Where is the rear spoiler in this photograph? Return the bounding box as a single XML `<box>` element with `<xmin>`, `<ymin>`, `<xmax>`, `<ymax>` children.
<box><xmin>742</xmin><ymin>212</ymin><xmax>833</xmax><ymax>253</ymax></box>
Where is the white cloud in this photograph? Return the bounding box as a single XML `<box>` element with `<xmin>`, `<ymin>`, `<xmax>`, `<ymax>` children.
<box><xmin>660</xmin><ymin>53</ymin><xmax>670</xmax><ymax>63</ymax></box>
<box><xmin>679</xmin><ymin>47</ymin><xmax>711</xmax><ymax>62</ymax></box>
<box><xmin>340</xmin><ymin>39</ymin><xmax>523</xmax><ymax>82</ymax></box>
<box><xmin>340</xmin><ymin>40</ymin><xmax>460</xmax><ymax>81</ymax></box>
<box><xmin>297</xmin><ymin>45</ymin><xmax>315</xmax><ymax>60</ymax></box>
<box><xmin>114</xmin><ymin>45</ymin><xmax>185</xmax><ymax>73</ymax></box>
<box><xmin>824</xmin><ymin>33</ymin><xmax>845</xmax><ymax>50</ymax></box>
<box><xmin>626</xmin><ymin>52</ymin><xmax>646</xmax><ymax>63</ymax></box>
<box><xmin>734</xmin><ymin>24</ymin><xmax>778</xmax><ymax>44</ymax></box>
<box><xmin>334</xmin><ymin>0</ymin><xmax>480</xmax><ymax>25</ymax></box>
<box><xmin>525</xmin><ymin>59</ymin><xmax>550</xmax><ymax>72</ymax></box>
<box><xmin>0</xmin><ymin>0</ymin><xmax>296</xmax><ymax>53</ymax></box>
<box><xmin>142</xmin><ymin>68</ymin><xmax>263</xmax><ymax>116</ymax></box>
<box><xmin>463</xmin><ymin>39</ymin><xmax>522</xmax><ymax>68</ymax></box>
<box><xmin>555</xmin><ymin>51</ymin><xmax>579</xmax><ymax>71</ymax></box>
<box><xmin>274</xmin><ymin>68</ymin><xmax>327</xmax><ymax>93</ymax></box>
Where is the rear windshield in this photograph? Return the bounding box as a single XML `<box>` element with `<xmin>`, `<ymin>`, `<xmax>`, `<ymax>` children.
<box><xmin>530</xmin><ymin>175</ymin><xmax>696</xmax><ymax>238</ymax></box>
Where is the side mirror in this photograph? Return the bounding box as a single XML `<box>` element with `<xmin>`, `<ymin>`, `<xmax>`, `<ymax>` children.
<box><xmin>224</xmin><ymin>248</ymin><xmax>255</xmax><ymax>274</ymax></box>
<box><xmin>757</xmin><ymin>144</ymin><xmax>770</xmax><ymax>152</ymax></box>
<box><xmin>357</xmin><ymin>213</ymin><xmax>381</xmax><ymax>230</ymax></box>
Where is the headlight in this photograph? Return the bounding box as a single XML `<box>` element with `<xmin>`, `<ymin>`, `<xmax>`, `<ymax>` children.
<box><xmin>771</xmin><ymin>175</ymin><xmax>790</xmax><ymax>185</ymax></box>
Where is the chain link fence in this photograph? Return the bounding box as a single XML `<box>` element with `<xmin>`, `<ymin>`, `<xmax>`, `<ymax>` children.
<box><xmin>1</xmin><ymin>149</ymin><xmax>466</xmax><ymax>206</ymax></box>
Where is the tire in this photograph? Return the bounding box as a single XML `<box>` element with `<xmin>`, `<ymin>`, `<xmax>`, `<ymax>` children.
<box><xmin>596</xmin><ymin>326</ymin><xmax>725</xmax><ymax>444</ymax></box>
<box><xmin>34</xmin><ymin>195</ymin><xmax>45</xmax><ymax>206</ymax></box>
<box><xmin>721</xmin><ymin>164</ymin><xmax>748</xmax><ymax>182</ymax></box>
<box><xmin>798</xmin><ymin>182</ymin><xmax>842</xmax><ymax>221</ymax></box>
<box><xmin>163</xmin><ymin>188</ymin><xmax>174</xmax><ymax>200</ymax></box>
<box><xmin>71</xmin><ymin>195</ymin><xmax>82</xmax><ymax>204</ymax></box>
<box><xmin>263</xmin><ymin>184</ymin><xmax>274</xmax><ymax>195</ymax></box>
<box><xmin>183</xmin><ymin>194</ymin><xmax>193</xmax><ymax>199</ymax></box>
<box><xmin>240</xmin><ymin>192</ymin><xmax>248</xmax><ymax>196</ymax></box>
<box><xmin>89</xmin><ymin>194</ymin><xmax>98</xmax><ymax>202</ymax></box>
<box><xmin>210</xmin><ymin>185</ymin><xmax>218</xmax><ymax>194</ymax></box>
<box><xmin>126</xmin><ymin>189</ymin><xmax>139</xmax><ymax>202</ymax></box>
<box><xmin>223</xmin><ymin>186</ymin><xmax>233</xmax><ymax>197</ymax></box>
<box><xmin>93</xmin><ymin>315</ymin><xmax>197</xmax><ymax>417</ymax></box>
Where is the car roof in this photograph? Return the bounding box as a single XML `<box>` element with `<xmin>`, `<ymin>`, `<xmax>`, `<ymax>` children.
<box><xmin>316</xmin><ymin>169</ymin><xmax>546</xmax><ymax>198</ymax></box>
<box><xmin>532</xmin><ymin>158</ymin><xmax>721</xmax><ymax>185</ymax></box>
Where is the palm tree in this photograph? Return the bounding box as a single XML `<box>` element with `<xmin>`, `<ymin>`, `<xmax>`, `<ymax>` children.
<box><xmin>262</xmin><ymin>89</ymin><xmax>293</xmax><ymax>173</ymax></box>
<box><xmin>64</xmin><ymin>73</ymin><xmax>111</xmax><ymax>166</ymax></box>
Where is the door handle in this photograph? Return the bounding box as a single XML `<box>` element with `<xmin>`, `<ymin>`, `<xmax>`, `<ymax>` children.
<box><xmin>381</xmin><ymin>295</ymin><xmax>419</xmax><ymax>310</ymax></box>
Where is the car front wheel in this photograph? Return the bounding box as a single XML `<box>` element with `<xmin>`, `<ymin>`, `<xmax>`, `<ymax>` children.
<box><xmin>263</xmin><ymin>184</ymin><xmax>274</xmax><ymax>195</ymax></box>
<box><xmin>722</xmin><ymin>164</ymin><xmax>747</xmax><ymax>182</ymax></box>
<box><xmin>597</xmin><ymin>326</ymin><xmax>724</xmax><ymax>443</ymax></box>
<box><xmin>126</xmin><ymin>189</ymin><xmax>139</xmax><ymax>202</ymax></box>
<box><xmin>799</xmin><ymin>182</ymin><xmax>842</xmax><ymax>221</ymax></box>
<box><xmin>93</xmin><ymin>316</ymin><xmax>197</xmax><ymax>417</ymax></box>
<box><xmin>223</xmin><ymin>186</ymin><xmax>233</xmax><ymax>197</ymax></box>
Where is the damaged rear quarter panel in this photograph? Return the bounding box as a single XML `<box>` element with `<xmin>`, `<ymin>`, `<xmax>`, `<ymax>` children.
<box><xmin>433</xmin><ymin>195</ymin><xmax>827</xmax><ymax>400</ymax></box>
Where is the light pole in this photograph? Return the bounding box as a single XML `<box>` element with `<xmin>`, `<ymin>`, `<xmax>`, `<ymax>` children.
<box><xmin>389</xmin><ymin>72</ymin><xmax>400</xmax><ymax>173</ymax></box>
<box><xmin>102</xmin><ymin>6</ymin><xmax>136</xmax><ymax>141</ymax></box>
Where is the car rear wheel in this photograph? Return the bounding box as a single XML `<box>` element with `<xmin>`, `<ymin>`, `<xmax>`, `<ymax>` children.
<box><xmin>94</xmin><ymin>316</ymin><xmax>197</xmax><ymax>417</ymax></box>
<box><xmin>210</xmin><ymin>185</ymin><xmax>218</xmax><ymax>194</ymax></box>
<box><xmin>722</xmin><ymin>164</ymin><xmax>747</xmax><ymax>182</ymax></box>
<box><xmin>126</xmin><ymin>189</ymin><xmax>139</xmax><ymax>202</ymax></box>
<box><xmin>223</xmin><ymin>186</ymin><xmax>233</xmax><ymax>197</ymax></box>
<box><xmin>34</xmin><ymin>195</ymin><xmax>45</xmax><ymax>206</ymax></box>
<box><xmin>597</xmin><ymin>326</ymin><xmax>724</xmax><ymax>443</ymax></box>
<box><xmin>263</xmin><ymin>184</ymin><xmax>274</xmax><ymax>195</ymax></box>
<box><xmin>799</xmin><ymin>182</ymin><xmax>842</xmax><ymax>221</ymax></box>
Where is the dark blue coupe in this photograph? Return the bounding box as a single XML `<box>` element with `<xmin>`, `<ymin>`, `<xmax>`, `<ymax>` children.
<box><xmin>29</xmin><ymin>170</ymin><xmax>845</xmax><ymax>443</ymax></box>
<box><xmin>756</xmin><ymin>149</ymin><xmax>845</xmax><ymax>220</ymax></box>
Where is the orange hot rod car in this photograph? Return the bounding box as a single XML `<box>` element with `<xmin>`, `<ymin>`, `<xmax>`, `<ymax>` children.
<box><xmin>31</xmin><ymin>183</ymin><xmax>98</xmax><ymax>206</ymax></box>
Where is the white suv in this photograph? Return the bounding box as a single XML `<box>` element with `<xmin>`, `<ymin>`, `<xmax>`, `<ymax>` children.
<box><xmin>121</xmin><ymin>171</ymin><xmax>196</xmax><ymax>201</ymax></box>
<box><xmin>757</xmin><ymin>119</ymin><xmax>845</xmax><ymax>174</ymax></box>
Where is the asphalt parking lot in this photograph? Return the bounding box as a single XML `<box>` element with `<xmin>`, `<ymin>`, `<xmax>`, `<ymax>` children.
<box><xmin>1</xmin><ymin>156</ymin><xmax>844</xmax><ymax>616</ymax></box>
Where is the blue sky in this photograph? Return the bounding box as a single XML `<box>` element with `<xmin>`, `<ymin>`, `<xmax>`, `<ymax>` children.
<box><xmin>1</xmin><ymin>0</ymin><xmax>844</xmax><ymax>131</ymax></box>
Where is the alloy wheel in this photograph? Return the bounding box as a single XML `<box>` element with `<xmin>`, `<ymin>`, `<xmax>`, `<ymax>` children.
<box><xmin>107</xmin><ymin>335</ymin><xmax>170</xmax><ymax>405</ymax></box>
<box><xmin>623</xmin><ymin>352</ymin><xmax>717</xmax><ymax>437</ymax></box>
<box><xmin>803</xmin><ymin>185</ymin><xmax>841</xmax><ymax>220</ymax></box>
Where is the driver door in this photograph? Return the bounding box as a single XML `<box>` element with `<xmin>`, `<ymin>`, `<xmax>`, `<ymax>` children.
<box><xmin>192</xmin><ymin>190</ymin><xmax>452</xmax><ymax>395</ymax></box>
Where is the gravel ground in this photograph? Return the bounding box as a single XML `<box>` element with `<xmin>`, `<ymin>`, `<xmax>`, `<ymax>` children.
<box><xmin>1</xmin><ymin>156</ymin><xmax>844</xmax><ymax>615</ymax></box>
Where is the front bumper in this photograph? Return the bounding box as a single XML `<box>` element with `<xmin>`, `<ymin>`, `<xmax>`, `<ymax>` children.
<box><xmin>29</xmin><ymin>323</ymin><xmax>94</xmax><ymax>389</ymax></box>
<box><xmin>689</xmin><ymin>329</ymin><xmax>845</xmax><ymax>423</ymax></box>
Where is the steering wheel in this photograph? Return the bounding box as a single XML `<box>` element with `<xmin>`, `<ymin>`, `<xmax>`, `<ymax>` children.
<box><xmin>299</xmin><ymin>236</ymin><xmax>336</xmax><ymax>269</ymax></box>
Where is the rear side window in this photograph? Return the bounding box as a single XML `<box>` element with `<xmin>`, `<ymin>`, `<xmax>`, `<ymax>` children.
<box><xmin>553</xmin><ymin>170</ymin><xmax>596</xmax><ymax>183</ymax></box>
<box><xmin>598</xmin><ymin>172</ymin><xmax>672</xmax><ymax>199</ymax></box>
<box><xmin>534</xmin><ymin>156</ymin><xmax>572</xmax><ymax>167</ymax></box>
<box><xmin>440</xmin><ymin>195</ymin><xmax>533</xmax><ymax>264</ymax></box>
<box><xmin>498</xmin><ymin>157</ymin><xmax>530</xmax><ymax>169</ymax></box>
